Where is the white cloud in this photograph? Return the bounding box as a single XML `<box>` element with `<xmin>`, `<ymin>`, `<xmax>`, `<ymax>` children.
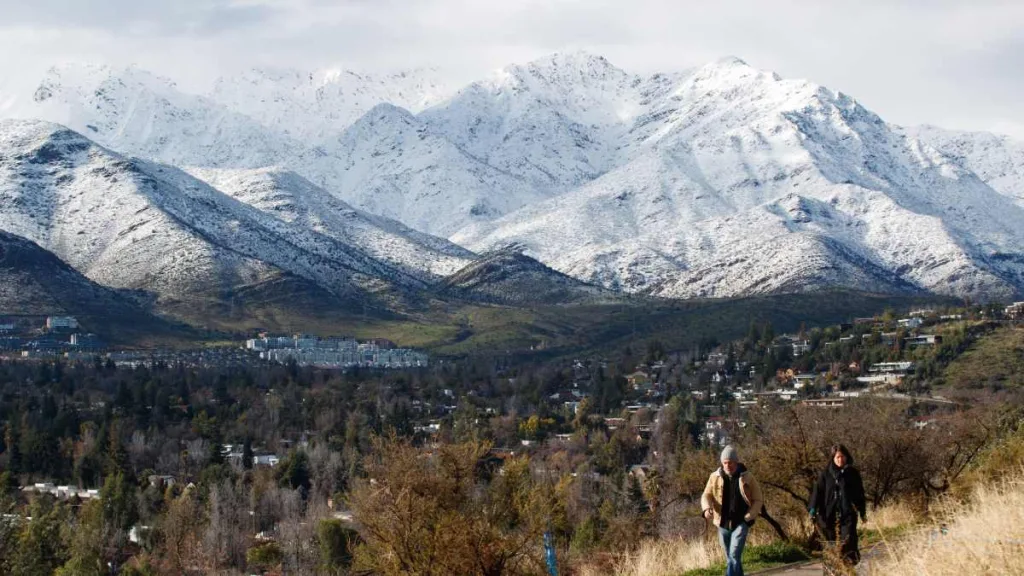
<box><xmin>0</xmin><ymin>0</ymin><xmax>1021</xmax><ymax>137</ymax></box>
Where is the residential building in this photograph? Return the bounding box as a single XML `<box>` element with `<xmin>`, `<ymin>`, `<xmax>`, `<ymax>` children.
<box><xmin>792</xmin><ymin>340</ymin><xmax>812</xmax><ymax>356</ymax></box>
<box><xmin>1006</xmin><ymin>302</ymin><xmax>1024</xmax><ymax>320</ymax></box>
<box><xmin>625</xmin><ymin>371</ymin><xmax>651</xmax><ymax>388</ymax></box>
<box><xmin>706</xmin><ymin>352</ymin><xmax>727</xmax><ymax>366</ymax></box>
<box><xmin>905</xmin><ymin>334</ymin><xmax>942</xmax><ymax>348</ymax></box>
<box><xmin>898</xmin><ymin>317</ymin><xmax>923</xmax><ymax>329</ymax></box>
<box><xmin>46</xmin><ymin>316</ymin><xmax>78</xmax><ymax>330</ymax></box>
<box><xmin>869</xmin><ymin>361</ymin><xmax>916</xmax><ymax>374</ymax></box>
<box><xmin>70</xmin><ymin>333</ymin><xmax>103</xmax><ymax>350</ymax></box>
<box><xmin>802</xmin><ymin>398</ymin><xmax>845</xmax><ymax>408</ymax></box>
<box><xmin>253</xmin><ymin>454</ymin><xmax>280</xmax><ymax>467</ymax></box>
<box><xmin>793</xmin><ymin>373</ymin><xmax>818</xmax><ymax>389</ymax></box>
<box><xmin>857</xmin><ymin>373</ymin><xmax>903</xmax><ymax>386</ymax></box>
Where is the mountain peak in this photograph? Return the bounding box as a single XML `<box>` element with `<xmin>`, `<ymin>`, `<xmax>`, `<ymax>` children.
<box><xmin>36</xmin><ymin>62</ymin><xmax>178</xmax><ymax>98</ymax></box>
<box><xmin>689</xmin><ymin>55</ymin><xmax>773</xmax><ymax>82</ymax></box>
<box><xmin>493</xmin><ymin>50</ymin><xmax>630</xmax><ymax>88</ymax></box>
<box><xmin>527</xmin><ymin>50</ymin><xmax>617</xmax><ymax>70</ymax></box>
<box><xmin>710</xmin><ymin>56</ymin><xmax>750</xmax><ymax>68</ymax></box>
<box><xmin>437</xmin><ymin>243</ymin><xmax>611</xmax><ymax>305</ymax></box>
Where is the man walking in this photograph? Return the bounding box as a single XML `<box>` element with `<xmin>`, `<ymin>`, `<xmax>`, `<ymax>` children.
<box><xmin>702</xmin><ymin>445</ymin><xmax>763</xmax><ymax>576</ymax></box>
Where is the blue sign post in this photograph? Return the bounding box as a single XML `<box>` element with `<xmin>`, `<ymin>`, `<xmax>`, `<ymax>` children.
<box><xmin>544</xmin><ymin>531</ymin><xmax>559</xmax><ymax>576</ymax></box>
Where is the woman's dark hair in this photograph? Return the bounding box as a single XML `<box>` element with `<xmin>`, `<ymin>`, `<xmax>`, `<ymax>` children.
<box><xmin>830</xmin><ymin>443</ymin><xmax>854</xmax><ymax>466</ymax></box>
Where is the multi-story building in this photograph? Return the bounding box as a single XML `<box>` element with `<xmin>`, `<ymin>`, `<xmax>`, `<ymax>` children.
<box><xmin>46</xmin><ymin>316</ymin><xmax>78</xmax><ymax>330</ymax></box>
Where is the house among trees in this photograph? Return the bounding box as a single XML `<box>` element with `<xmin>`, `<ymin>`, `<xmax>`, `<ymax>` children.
<box><xmin>905</xmin><ymin>334</ymin><xmax>942</xmax><ymax>348</ymax></box>
<box><xmin>791</xmin><ymin>340</ymin><xmax>812</xmax><ymax>356</ymax></box>
<box><xmin>625</xmin><ymin>371</ymin><xmax>651</xmax><ymax>389</ymax></box>
<box><xmin>45</xmin><ymin>316</ymin><xmax>78</xmax><ymax>330</ymax></box>
<box><xmin>802</xmin><ymin>397</ymin><xmax>845</xmax><ymax>408</ymax></box>
<box><xmin>898</xmin><ymin>317</ymin><xmax>924</xmax><ymax>329</ymax></box>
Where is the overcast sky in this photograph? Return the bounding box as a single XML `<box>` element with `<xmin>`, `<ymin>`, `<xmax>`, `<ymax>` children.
<box><xmin>1</xmin><ymin>0</ymin><xmax>1021</xmax><ymax>137</ymax></box>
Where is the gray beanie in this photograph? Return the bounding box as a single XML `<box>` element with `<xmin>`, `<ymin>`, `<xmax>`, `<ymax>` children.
<box><xmin>720</xmin><ymin>445</ymin><xmax>739</xmax><ymax>463</ymax></box>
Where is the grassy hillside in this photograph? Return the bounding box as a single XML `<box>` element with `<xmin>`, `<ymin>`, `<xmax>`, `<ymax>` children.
<box><xmin>338</xmin><ymin>290</ymin><xmax>955</xmax><ymax>358</ymax></box>
<box><xmin>144</xmin><ymin>280</ymin><xmax>956</xmax><ymax>354</ymax></box>
<box><xmin>937</xmin><ymin>326</ymin><xmax>1024</xmax><ymax>392</ymax></box>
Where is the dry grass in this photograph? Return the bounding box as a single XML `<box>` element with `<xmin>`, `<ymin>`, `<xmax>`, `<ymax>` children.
<box><xmin>864</xmin><ymin>499</ymin><xmax>921</xmax><ymax>533</ymax></box>
<box><xmin>575</xmin><ymin>522</ymin><xmax>800</xmax><ymax>576</ymax></box>
<box><xmin>576</xmin><ymin>536</ymin><xmax>723</xmax><ymax>576</ymax></box>
<box><xmin>869</xmin><ymin>477</ymin><xmax>1024</xmax><ymax>575</ymax></box>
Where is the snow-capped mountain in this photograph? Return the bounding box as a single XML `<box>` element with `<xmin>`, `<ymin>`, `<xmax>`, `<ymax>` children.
<box><xmin>2</xmin><ymin>63</ymin><xmax>543</xmax><ymax>235</ymax></box>
<box><xmin>0</xmin><ymin>120</ymin><xmax>423</xmax><ymax>307</ymax></box>
<box><xmin>2</xmin><ymin>54</ymin><xmax>1023</xmax><ymax>302</ymax></box>
<box><xmin>898</xmin><ymin>125</ymin><xmax>1024</xmax><ymax>206</ymax></box>
<box><xmin>20</xmin><ymin>63</ymin><xmax>308</xmax><ymax>170</ymax></box>
<box><xmin>326</xmin><ymin>103</ymin><xmax>544</xmax><ymax>236</ymax></box>
<box><xmin>454</xmin><ymin>58</ymin><xmax>1024</xmax><ymax>299</ymax></box>
<box><xmin>209</xmin><ymin>66</ymin><xmax>450</xmax><ymax>146</ymax></box>
<box><xmin>420</xmin><ymin>52</ymin><xmax>681</xmax><ymax>191</ymax></box>
<box><xmin>185</xmin><ymin>166</ymin><xmax>476</xmax><ymax>278</ymax></box>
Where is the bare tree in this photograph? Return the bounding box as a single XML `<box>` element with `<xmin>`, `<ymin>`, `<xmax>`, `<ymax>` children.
<box><xmin>203</xmin><ymin>480</ymin><xmax>249</xmax><ymax>571</ymax></box>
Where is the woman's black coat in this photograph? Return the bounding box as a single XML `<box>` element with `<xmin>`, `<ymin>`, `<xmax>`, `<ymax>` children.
<box><xmin>810</xmin><ymin>463</ymin><xmax>867</xmax><ymax>524</ymax></box>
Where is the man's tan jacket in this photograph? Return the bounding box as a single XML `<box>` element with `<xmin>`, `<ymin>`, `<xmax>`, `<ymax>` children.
<box><xmin>701</xmin><ymin>466</ymin><xmax>764</xmax><ymax>527</ymax></box>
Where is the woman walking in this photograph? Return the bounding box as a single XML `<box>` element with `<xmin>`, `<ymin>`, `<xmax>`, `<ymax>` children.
<box><xmin>809</xmin><ymin>444</ymin><xmax>866</xmax><ymax>567</ymax></box>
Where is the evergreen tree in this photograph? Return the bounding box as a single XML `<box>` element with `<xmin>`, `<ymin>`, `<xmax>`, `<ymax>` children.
<box><xmin>761</xmin><ymin>320</ymin><xmax>775</xmax><ymax>347</ymax></box>
<box><xmin>747</xmin><ymin>320</ymin><xmax>761</xmax><ymax>345</ymax></box>
<box><xmin>242</xmin><ymin>438</ymin><xmax>254</xmax><ymax>470</ymax></box>
<box><xmin>627</xmin><ymin>473</ymin><xmax>648</xmax><ymax>516</ymax></box>
<box><xmin>3</xmin><ymin>423</ymin><xmax>21</xmax><ymax>475</ymax></box>
<box><xmin>55</xmin><ymin>500</ymin><xmax>104</xmax><ymax>576</ymax></box>
<box><xmin>279</xmin><ymin>450</ymin><xmax>312</xmax><ymax>493</ymax></box>
<box><xmin>317</xmin><ymin>519</ymin><xmax>356</xmax><ymax>574</ymax></box>
<box><xmin>11</xmin><ymin>498</ymin><xmax>69</xmax><ymax>576</ymax></box>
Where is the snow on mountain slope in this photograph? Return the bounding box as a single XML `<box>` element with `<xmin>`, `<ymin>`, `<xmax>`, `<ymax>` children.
<box><xmin>209</xmin><ymin>67</ymin><xmax>450</xmax><ymax>145</ymax></box>
<box><xmin>186</xmin><ymin>166</ymin><xmax>476</xmax><ymax>278</ymax></box>
<box><xmin>455</xmin><ymin>58</ymin><xmax>1024</xmax><ymax>300</ymax></box>
<box><xmin>4</xmin><ymin>55</ymin><xmax>1023</xmax><ymax>302</ymax></box>
<box><xmin>326</xmin><ymin>103</ymin><xmax>544</xmax><ymax>236</ymax></box>
<box><xmin>420</xmin><ymin>52</ymin><xmax>681</xmax><ymax>191</ymax></box>
<box><xmin>3</xmin><ymin>63</ymin><xmax>543</xmax><ymax>236</ymax></box>
<box><xmin>16</xmin><ymin>63</ymin><xmax>309</xmax><ymax>170</ymax></box>
<box><xmin>0</xmin><ymin>228</ymin><xmax>134</xmax><ymax>315</ymax></box>
<box><xmin>0</xmin><ymin>229</ymin><xmax>192</xmax><ymax>340</ymax></box>
<box><xmin>898</xmin><ymin>125</ymin><xmax>1024</xmax><ymax>206</ymax></box>
<box><xmin>0</xmin><ymin>120</ymin><xmax>422</xmax><ymax>305</ymax></box>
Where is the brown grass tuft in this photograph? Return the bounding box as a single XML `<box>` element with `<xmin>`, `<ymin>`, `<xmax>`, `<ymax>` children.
<box><xmin>869</xmin><ymin>477</ymin><xmax>1024</xmax><ymax>575</ymax></box>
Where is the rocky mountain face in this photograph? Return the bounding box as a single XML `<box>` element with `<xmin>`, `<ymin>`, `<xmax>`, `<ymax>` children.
<box><xmin>0</xmin><ymin>120</ymin><xmax>427</xmax><ymax>311</ymax></box>
<box><xmin>898</xmin><ymin>125</ymin><xmax>1024</xmax><ymax>206</ymax></box>
<box><xmin>184</xmin><ymin>166</ymin><xmax>476</xmax><ymax>278</ymax></box>
<box><xmin>208</xmin><ymin>66</ymin><xmax>450</xmax><ymax>147</ymax></box>
<box><xmin>436</xmin><ymin>245</ymin><xmax>614</xmax><ymax>305</ymax></box>
<box><xmin>0</xmin><ymin>229</ymin><xmax>191</xmax><ymax>341</ymax></box>
<box><xmin>451</xmin><ymin>57</ymin><xmax>1024</xmax><ymax>299</ymax></box>
<box><xmin>2</xmin><ymin>53</ymin><xmax>1023</xmax><ymax>304</ymax></box>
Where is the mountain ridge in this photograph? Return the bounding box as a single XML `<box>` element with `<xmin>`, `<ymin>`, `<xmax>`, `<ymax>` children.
<box><xmin>1</xmin><ymin>53</ymin><xmax>1022</xmax><ymax>303</ymax></box>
